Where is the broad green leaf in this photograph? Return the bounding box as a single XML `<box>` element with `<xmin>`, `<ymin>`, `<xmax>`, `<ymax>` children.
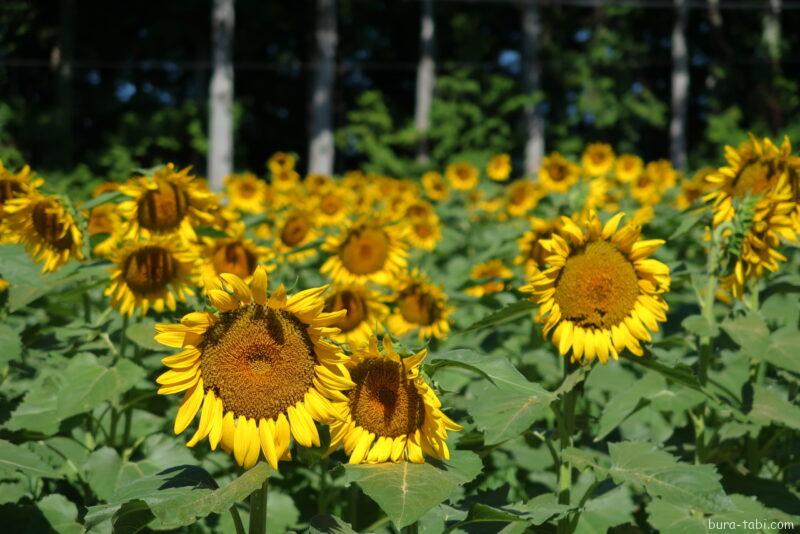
<box><xmin>125</xmin><ymin>318</ymin><xmax>166</xmax><ymax>352</ymax></box>
<box><xmin>309</xmin><ymin>514</ymin><xmax>358</xmax><ymax>534</ymax></box>
<box><xmin>0</xmin><ymin>480</ymin><xmax>29</xmax><ymax>505</ymax></box>
<box><xmin>749</xmin><ymin>385</ymin><xmax>800</xmax><ymax>430</ymax></box>
<box><xmin>668</xmin><ymin>207</ymin><xmax>706</xmax><ymax>239</ymax></box>
<box><xmin>459</xmin><ymin>299</ymin><xmax>535</xmax><ymax>334</ymax></box>
<box><xmin>0</xmin><ymin>324</ymin><xmax>22</xmax><ymax>365</ymax></box>
<box><xmin>517</xmin><ymin>494</ymin><xmax>570</xmax><ymax>525</ymax></box>
<box><xmin>37</xmin><ymin>494</ymin><xmax>84</xmax><ymax>534</ymax></box>
<box><xmin>647</xmin><ymin>494</ymin><xmax>798</xmax><ymax>533</ymax></box>
<box><xmin>554</xmin><ymin>366</ymin><xmax>590</xmax><ymax>398</ymax></box>
<box><xmin>681</xmin><ymin>315</ymin><xmax>718</xmax><ymax>338</ymax></box>
<box><xmin>595</xmin><ymin>371</ymin><xmax>667</xmax><ymax>441</ymax></box>
<box><xmin>342</xmin><ymin>450</ymin><xmax>482</xmax><ymax>528</ymax></box>
<box><xmin>0</xmin><ymin>440</ymin><xmax>60</xmax><ymax>479</ymax></box>
<box><xmin>721</xmin><ymin>313</ymin><xmax>770</xmax><ymax>361</ymax></box>
<box><xmin>452</xmin><ymin>503</ymin><xmax>529</xmax><ymax>529</ymax></box>
<box><xmin>764</xmin><ymin>328</ymin><xmax>800</xmax><ymax>374</ymax></box>
<box><xmin>574</xmin><ymin>485</ymin><xmax>634</xmax><ymax>534</ymax></box>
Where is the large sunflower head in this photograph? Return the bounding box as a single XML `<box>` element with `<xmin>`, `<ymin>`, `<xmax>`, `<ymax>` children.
<box><xmin>614</xmin><ymin>154</ymin><xmax>643</xmax><ymax>183</ymax></box>
<box><xmin>446</xmin><ymin>162</ymin><xmax>480</xmax><ymax>191</ymax></box>
<box><xmin>387</xmin><ymin>269</ymin><xmax>451</xmax><ymax>340</ymax></box>
<box><xmin>323</xmin><ymin>284</ymin><xmax>389</xmax><ymax>349</ymax></box>
<box><xmin>521</xmin><ymin>211</ymin><xmax>670</xmax><ymax>364</ymax></box>
<box><xmin>328</xmin><ymin>336</ymin><xmax>461</xmax><ymax>464</ymax></box>
<box><xmin>487</xmin><ymin>154</ymin><xmax>512</xmax><ymax>182</ymax></box>
<box><xmin>225</xmin><ymin>173</ymin><xmax>268</xmax><ymax>214</ymax></box>
<box><xmin>118</xmin><ymin>164</ymin><xmax>218</xmax><ymax>243</ymax></box>
<box><xmin>465</xmin><ymin>259</ymin><xmax>513</xmax><ymax>297</ymax></box>
<box><xmin>539</xmin><ymin>152</ymin><xmax>580</xmax><ymax>193</ymax></box>
<box><xmin>3</xmin><ymin>192</ymin><xmax>84</xmax><ymax>272</ymax></box>
<box><xmin>581</xmin><ymin>143</ymin><xmax>615</xmax><ymax>177</ymax></box>
<box><xmin>422</xmin><ymin>171</ymin><xmax>449</xmax><ymax>201</ymax></box>
<box><xmin>155</xmin><ymin>268</ymin><xmax>353</xmax><ymax>470</ymax></box>
<box><xmin>321</xmin><ymin>218</ymin><xmax>408</xmax><ymax>286</ymax></box>
<box><xmin>105</xmin><ymin>236</ymin><xmax>198</xmax><ymax>316</ymax></box>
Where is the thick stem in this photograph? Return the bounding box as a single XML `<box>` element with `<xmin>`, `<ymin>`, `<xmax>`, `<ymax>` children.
<box><xmin>119</xmin><ymin>315</ymin><xmax>129</xmax><ymax>360</ymax></box>
<box><xmin>557</xmin><ymin>358</ymin><xmax>577</xmax><ymax>534</ymax></box>
<box><xmin>82</xmin><ymin>292</ymin><xmax>92</xmax><ymax>323</ymax></box>
<box><xmin>248</xmin><ymin>478</ymin><xmax>269</xmax><ymax>534</ymax></box>
<box><xmin>229</xmin><ymin>504</ymin><xmax>246</xmax><ymax>534</ymax></box>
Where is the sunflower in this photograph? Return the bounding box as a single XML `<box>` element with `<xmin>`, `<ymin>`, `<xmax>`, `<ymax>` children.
<box><xmin>387</xmin><ymin>270</ymin><xmax>451</xmax><ymax>340</ymax></box>
<box><xmin>614</xmin><ymin>154</ymin><xmax>643</xmax><ymax>183</ymax></box>
<box><xmin>406</xmin><ymin>216</ymin><xmax>442</xmax><ymax>251</ymax></box>
<box><xmin>0</xmin><ymin>162</ymin><xmax>42</xmax><ymax>218</ymax></box>
<box><xmin>323</xmin><ymin>285</ymin><xmax>389</xmax><ymax>349</ymax></box>
<box><xmin>321</xmin><ymin>218</ymin><xmax>407</xmax><ymax>286</ymax></box>
<box><xmin>465</xmin><ymin>259</ymin><xmax>513</xmax><ymax>297</ymax></box>
<box><xmin>515</xmin><ymin>217</ymin><xmax>561</xmax><ymax>278</ymax></box>
<box><xmin>3</xmin><ymin>193</ymin><xmax>84</xmax><ymax>273</ymax></box>
<box><xmin>0</xmin><ymin>278</ymin><xmax>7</xmax><ymax>293</ymax></box>
<box><xmin>271</xmin><ymin>169</ymin><xmax>301</xmax><ymax>192</ymax></box>
<box><xmin>314</xmin><ymin>186</ymin><xmax>352</xmax><ymax>226</ymax></box>
<box><xmin>446</xmin><ymin>162</ymin><xmax>480</xmax><ymax>191</ymax></box>
<box><xmin>328</xmin><ymin>336</ymin><xmax>461</xmax><ymax>464</ymax></box>
<box><xmin>118</xmin><ymin>164</ymin><xmax>218</xmax><ymax>243</ymax></box>
<box><xmin>306</xmin><ymin>173</ymin><xmax>333</xmax><ymax>192</ymax></box>
<box><xmin>155</xmin><ymin>268</ymin><xmax>353</xmax><ymax>470</ymax></box>
<box><xmin>268</xmin><ymin>152</ymin><xmax>297</xmax><ymax>175</ymax></box>
<box><xmin>487</xmin><ymin>154</ymin><xmax>512</xmax><ymax>182</ymax></box>
<box><xmin>87</xmin><ymin>202</ymin><xmax>121</xmax><ymax>257</ymax></box>
<box><xmin>676</xmin><ymin>167</ymin><xmax>715</xmax><ymax>210</ymax></box>
<box><xmin>422</xmin><ymin>171</ymin><xmax>449</xmax><ymax>201</ymax></box>
<box><xmin>539</xmin><ymin>152</ymin><xmax>580</xmax><ymax>193</ymax></box>
<box><xmin>275</xmin><ymin>210</ymin><xmax>320</xmax><ymax>263</ymax></box>
<box><xmin>225</xmin><ymin>173</ymin><xmax>268</xmax><ymax>214</ymax></box>
<box><xmin>506</xmin><ymin>180</ymin><xmax>543</xmax><ymax>217</ymax></box>
<box><xmin>200</xmin><ymin>225</ymin><xmax>272</xmax><ymax>285</ymax></box>
<box><xmin>105</xmin><ymin>236</ymin><xmax>199</xmax><ymax>316</ymax></box>
<box><xmin>581</xmin><ymin>143</ymin><xmax>615</xmax><ymax>177</ymax></box>
<box><xmin>521</xmin><ymin>211</ymin><xmax>670</xmax><ymax>364</ymax></box>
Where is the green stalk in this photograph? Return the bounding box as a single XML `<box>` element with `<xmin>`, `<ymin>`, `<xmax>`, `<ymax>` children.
<box><xmin>557</xmin><ymin>358</ymin><xmax>577</xmax><ymax>534</ymax></box>
<box><xmin>248</xmin><ymin>478</ymin><xmax>269</xmax><ymax>534</ymax></box>
<box><xmin>119</xmin><ymin>315</ymin><xmax>129</xmax><ymax>360</ymax></box>
<box><xmin>82</xmin><ymin>292</ymin><xmax>92</xmax><ymax>324</ymax></box>
<box><xmin>229</xmin><ymin>504</ymin><xmax>246</xmax><ymax>534</ymax></box>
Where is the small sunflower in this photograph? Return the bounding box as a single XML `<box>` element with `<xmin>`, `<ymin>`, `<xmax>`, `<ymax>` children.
<box><xmin>581</xmin><ymin>143</ymin><xmax>615</xmax><ymax>177</ymax></box>
<box><xmin>314</xmin><ymin>187</ymin><xmax>352</xmax><ymax>226</ymax></box>
<box><xmin>466</xmin><ymin>259</ymin><xmax>513</xmax><ymax>297</ymax></box>
<box><xmin>306</xmin><ymin>173</ymin><xmax>333</xmax><ymax>191</ymax></box>
<box><xmin>487</xmin><ymin>154</ymin><xmax>512</xmax><ymax>182</ymax></box>
<box><xmin>614</xmin><ymin>154</ymin><xmax>643</xmax><ymax>183</ymax></box>
<box><xmin>323</xmin><ymin>284</ymin><xmax>389</xmax><ymax>349</ymax></box>
<box><xmin>0</xmin><ymin>162</ymin><xmax>42</xmax><ymax>218</ymax></box>
<box><xmin>422</xmin><ymin>171</ymin><xmax>449</xmax><ymax>201</ymax></box>
<box><xmin>200</xmin><ymin>225</ymin><xmax>272</xmax><ymax>284</ymax></box>
<box><xmin>676</xmin><ymin>167</ymin><xmax>715</xmax><ymax>210</ymax></box>
<box><xmin>321</xmin><ymin>218</ymin><xmax>407</xmax><ymax>286</ymax></box>
<box><xmin>225</xmin><ymin>173</ymin><xmax>268</xmax><ymax>214</ymax></box>
<box><xmin>387</xmin><ymin>270</ymin><xmax>451</xmax><ymax>340</ymax></box>
<box><xmin>514</xmin><ymin>217</ymin><xmax>561</xmax><ymax>278</ymax></box>
<box><xmin>328</xmin><ymin>336</ymin><xmax>461</xmax><ymax>464</ymax></box>
<box><xmin>275</xmin><ymin>210</ymin><xmax>319</xmax><ymax>263</ymax></box>
<box><xmin>539</xmin><ymin>152</ymin><xmax>580</xmax><ymax>193</ymax></box>
<box><xmin>446</xmin><ymin>162</ymin><xmax>480</xmax><ymax>191</ymax></box>
<box><xmin>118</xmin><ymin>164</ymin><xmax>217</xmax><ymax>243</ymax></box>
<box><xmin>506</xmin><ymin>180</ymin><xmax>543</xmax><ymax>217</ymax></box>
<box><xmin>271</xmin><ymin>169</ymin><xmax>301</xmax><ymax>192</ymax></box>
<box><xmin>3</xmin><ymin>193</ymin><xmax>84</xmax><ymax>273</ymax></box>
<box><xmin>521</xmin><ymin>211</ymin><xmax>670</xmax><ymax>364</ymax></box>
<box><xmin>105</xmin><ymin>237</ymin><xmax>198</xmax><ymax>316</ymax></box>
<box><xmin>406</xmin><ymin>216</ymin><xmax>442</xmax><ymax>251</ymax></box>
<box><xmin>268</xmin><ymin>152</ymin><xmax>297</xmax><ymax>175</ymax></box>
<box><xmin>155</xmin><ymin>268</ymin><xmax>352</xmax><ymax>470</ymax></box>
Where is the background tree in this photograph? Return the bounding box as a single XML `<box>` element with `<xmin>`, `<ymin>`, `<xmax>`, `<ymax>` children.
<box><xmin>308</xmin><ymin>0</ymin><xmax>337</xmax><ymax>175</ymax></box>
<box><xmin>208</xmin><ymin>0</ymin><xmax>234</xmax><ymax>190</ymax></box>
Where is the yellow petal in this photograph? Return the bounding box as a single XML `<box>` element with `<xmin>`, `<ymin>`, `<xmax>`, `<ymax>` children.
<box><xmin>259</xmin><ymin>418</ymin><xmax>279</xmax><ymax>469</ymax></box>
<box><xmin>251</xmin><ymin>266</ymin><xmax>269</xmax><ymax>305</ymax></box>
<box><xmin>220</xmin><ymin>273</ymin><xmax>252</xmax><ymax>304</ymax></box>
<box><xmin>174</xmin><ymin>380</ymin><xmax>205</xmax><ymax>434</ymax></box>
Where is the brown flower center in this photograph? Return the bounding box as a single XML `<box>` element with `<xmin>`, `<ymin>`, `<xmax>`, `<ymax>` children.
<box><xmin>137</xmin><ymin>182</ymin><xmax>189</xmax><ymax>232</ymax></box>
<box><xmin>123</xmin><ymin>246</ymin><xmax>177</xmax><ymax>294</ymax></box>
<box><xmin>324</xmin><ymin>289</ymin><xmax>367</xmax><ymax>333</ymax></box>
<box><xmin>413</xmin><ymin>222</ymin><xmax>433</xmax><ymax>238</ymax></box>
<box><xmin>348</xmin><ymin>358</ymin><xmax>425</xmax><ymax>438</ymax></box>
<box><xmin>280</xmin><ymin>215</ymin><xmax>311</xmax><ymax>247</ymax></box>
<box><xmin>549</xmin><ymin>164</ymin><xmax>566</xmax><ymax>181</ymax></box>
<box><xmin>32</xmin><ymin>200</ymin><xmax>74</xmax><ymax>250</ymax></box>
<box><xmin>732</xmin><ymin>160</ymin><xmax>773</xmax><ymax>198</ymax></box>
<box><xmin>0</xmin><ymin>180</ymin><xmax>23</xmax><ymax>205</ymax></box>
<box><xmin>212</xmin><ymin>241</ymin><xmax>257</xmax><ymax>279</ymax></box>
<box><xmin>398</xmin><ymin>286</ymin><xmax>439</xmax><ymax>326</ymax></box>
<box><xmin>340</xmin><ymin>226</ymin><xmax>390</xmax><ymax>275</ymax></box>
<box><xmin>200</xmin><ymin>304</ymin><xmax>316</xmax><ymax>421</ymax></box>
<box><xmin>320</xmin><ymin>194</ymin><xmax>342</xmax><ymax>215</ymax></box>
<box><xmin>554</xmin><ymin>241</ymin><xmax>639</xmax><ymax>329</ymax></box>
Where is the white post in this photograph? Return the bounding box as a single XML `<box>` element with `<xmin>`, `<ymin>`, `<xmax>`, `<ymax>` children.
<box><xmin>208</xmin><ymin>0</ymin><xmax>235</xmax><ymax>191</ymax></box>
<box><xmin>308</xmin><ymin>0</ymin><xmax>337</xmax><ymax>175</ymax></box>
<box><xmin>521</xmin><ymin>0</ymin><xmax>545</xmax><ymax>177</ymax></box>
<box><xmin>670</xmin><ymin>0</ymin><xmax>689</xmax><ymax>171</ymax></box>
<box><xmin>415</xmin><ymin>0</ymin><xmax>435</xmax><ymax>162</ymax></box>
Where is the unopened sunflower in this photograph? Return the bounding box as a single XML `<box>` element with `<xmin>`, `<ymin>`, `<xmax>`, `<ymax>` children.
<box><xmin>321</xmin><ymin>218</ymin><xmax>407</xmax><ymax>286</ymax></box>
<box><xmin>155</xmin><ymin>268</ymin><xmax>353</xmax><ymax>470</ymax></box>
<box><xmin>581</xmin><ymin>143</ymin><xmax>615</xmax><ymax>177</ymax></box>
<box><xmin>328</xmin><ymin>336</ymin><xmax>461</xmax><ymax>464</ymax></box>
<box><xmin>521</xmin><ymin>212</ymin><xmax>670</xmax><ymax>364</ymax></box>
<box><xmin>487</xmin><ymin>154</ymin><xmax>512</xmax><ymax>182</ymax></box>
<box><xmin>539</xmin><ymin>152</ymin><xmax>580</xmax><ymax>193</ymax></box>
<box><xmin>225</xmin><ymin>173</ymin><xmax>268</xmax><ymax>214</ymax></box>
<box><xmin>446</xmin><ymin>162</ymin><xmax>479</xmax><ymax>191</ymax></box>
<box><xmin>466</xmin><ymin>259</ymin><xmax>513</xmax><ymax>297</ymax></box>
<box><xmin>105</xmin><ymin>236</ymin><xmax>198</xmax><ymax>316</ymax></box>
<box><xmin>3</xmin><ymin>193</ymin><xmax>84</xmax><ymax>272</ymax></box>
<box><xmin>323</xmin><ymin>284</ymin><xmax>389</xmax><ymax>349</ymax></box>
<box><xmin>388</xmin><ymin>270</ymin><xmax>451</xmax><ymax>340</ymax></box>
<box><xmin>118</xmin><ymin>164</ymin><xmax>217</xmax><ymax>243</ymax></box>
<box><xmin>422</xmin><ymin>171</ymin><xmax>449</xmax><ymax>201</ymax></box>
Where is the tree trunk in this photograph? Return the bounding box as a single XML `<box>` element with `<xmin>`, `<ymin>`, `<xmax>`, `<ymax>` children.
<box><xmin>763</xmin><ymin>0</ymin><xmax>781</xmax><ymax>67</ymax></box>
<box><xmin>208</xmin><ymin>0</ymin><xmax>234</xmax><ymax>191</ymax></box>
<box><xmin>521</xmin><ymin>1</ymin><xmax>545</xmax><ymax>177</ymax></box>
<box><xmin>53</xmin><ymin>0</ymin><xmax>74</xmax><ymax>168</ymax></box>
<box><xmin>670</xmin><ymin>0</ymin><xmax>689</xmax><ymax>171</ymax></box>
<box><xmin>308</xmin><ymin>0</ymin><xmax>337</xmax><ymax>176</ymax></box>
<box><xmin>415</xmin><ymin>0</ymin><xmax>435</xmax><ymax>163</ymax></box>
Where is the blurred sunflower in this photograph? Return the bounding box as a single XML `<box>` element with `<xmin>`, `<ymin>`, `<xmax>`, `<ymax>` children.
<box><xmin>406</xmin><ymin>216</ymin><xmax>442</xmax><ymax>251</ymax></box>
<box><xmin>87</xmin><ymin>203</ymin><xmax>121</xmax><ymax>257</ymax></box>
<box><xmin>275</xmin><ymin>210</ymin><xmax>319</xmax><ymax>262</ymax></box>
<box><xmin>323</xmin><ymin>285</ymin><xmax>389</xmax><ymax>349</ymax></box>
<box><xmin>306</xmin><ymin>173</ymin><xmax>333</xmax><ymax>192</ymax></box>
<box><xmin>0</xmin><ymin>162</ymin><xmax>42</xmax><ymax>217</ymax></box>
<box><xmin>106</xmin><ymin>236</ymin><xmax>198</xmax><ymax>316</ymax></box>
<box><xmin>388</xmin><ymin>270</ymin><xmax>451</xmax><ymax>340</ymax></box>
<box><xmin>515</xmin><ymin>217</ymin><xmax>561</xmax><ymax>278</ymax></box>
<box><xmin>271</xmin><ymin>169</ymin><xmax>301</xmax><ymax>192</ymax></box>
<box><xmin>315</xmin><ymin>187</ymin><xmax>352</xmax><ymax>226</ymax></box>
<box><xmin>118</xmin><ymin>164</ymin><xmax>217</xmax><ymax>243</ymax></box>
<box><xmin>581</xmin><ymin>143</ymin><xmax>615</xmax><ymax>177</ymax></box>
<box><xmin>155</xmin><ymin>268</ymin><xmax>352</xmax><ymax>470</ymax></box>
<box><xmin>267</xmin><ymin>152</ymin><xmax>297</xmax><ymax>175</ymax></box>
<box><xmin>676</xmin><ymin>167</ymin><xmax>715</xmax><ymax>210</ymax></box>
<box><xmin>466</xmin><ymin>259</ymin><xmax>512</xmax><ymax>297</ymax></box>
<box><xmin>3</xmin><ymin>193</ymin><xmax>84</xmax><ymax>272</ymax></box>
<box><xmin>225</xmin><ymin>173</ymin><xmax>268</xmax><ymax>214</ymax></box>
<box><xmin>487</xmin><ymin>154</ymin><xmax>512</xmax><ymax>182</ymax></box>
<box><xmin>422</xmin><ymin>171</ymin><xmax>449</xmax><ymax>201</ymax></box>
<box><xmin>404</xmin><ymin>200</ymin><xmax>436</xmax><ymax>221</ymax></box>
<box><xmin>446</xmin><ymin>162</ymin><xmax>479</xmax><ymax>191</ymax></box>
<box><xmin>521</xmin><ymin>212</ymin><xmax>670</xmax><ymax>364</ymax></box>
<box><xmin>614</xmin><ymin>154</ymin><xmax>643</xmax><ymax>183</ymax></box>
<box><xmin>506</xmin><ymin>180</ymin><xmax>542</xmax><ymax>217</ymax></box>
<box><xmin>328</xmin><ymin>336</ymin><xmax>461</xmax><ymax>464</ymax></box>
<box><xmin>539</xmin><ymin>152</ymin><xmax>580</xmax><ymax>193</ymax></box>
<box><xmin>632</xmin><ymin>160</ymin><xmax>677</xmax><ymax>205</ymax></box>
<box><xmin>200</xmin><ymin>224</ymin><xmax>272</xmax><ymax>284</ymax></box>
<box><xmin>321</xmin><ymin>218</ymin><xmax>407</xmax><ymax>286</ymax></box>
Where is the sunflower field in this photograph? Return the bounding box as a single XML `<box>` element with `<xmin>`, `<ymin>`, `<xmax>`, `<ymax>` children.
<box><xmin>0</xmin><ymin>138</ymin><xmax>799</xmax><ymax>534</ymax></box>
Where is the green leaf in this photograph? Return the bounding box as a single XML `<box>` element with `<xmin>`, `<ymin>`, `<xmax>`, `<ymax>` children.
<box><xmin>85</xmin><ymin>463</ymin><xmax>273</xmax><ymax>531</ymax></box>
<box><xmin>668</xmin><ymin>207</ymin><xmax>706</xmax><ymax>239</ymax></box>
<box><xmin>342</xmin><ymin>450</ymin><xmax>482</xmax><ymax>528</ymax></box>
<box><xmin>0</xmin><ymin>324</ymin><xmax>22</xmax><ymax>365</ymax></box>
<box><xmin>648</xmin><ymin>494</ymin><xmax>798</xmax><ymax>533</ymax></box>
<box><xmin>36</xmin><ymin>494</ymin><xmax>84</xmax><ymax>534</ymax></box>
<box><xmin>125</xmin><ymin>319</ymin><xmax>165</xmax><ymax>352</ymax></box>
<box><xmin>0</xmin><ymin>440</ymin><xmax>60</xmax><ymax>479</ymax></box>
<box><xmin>764</xmin><ymin>328</ymin><xmax>800</xmax><ymax>374</ymax></box>
<box><xmin>681</xmin><ymin>315</ymin><xmax>718</xmax><ymax>338</ymax></box>
<box><xmin>749</xmin><ymin>385</ymin><xmax>800</xmax><ymax>430</ymax></box>
<box><xmin>81</xmin><ymin>190</ymin><xmax>124</xmax><ymax>210</ymax></box>
<box><xmin>721</xmin><ymin>314</ymin><xmax>770</xmax><ymax>361</ymax></box>
<box><xmin>574</xmin><ymin>486</ymin><xmax>634</xmax><ymax>534</ymax></box>
<box><xmin>309</xmin><ymin>515</ymin><xmax>358</xmax><ymax>534</ymax></box>
<box><xmin>459</xmin><ymin>299</ymin><xmax>535</xmax><ymax>334</ymax></box>
<box><xmin>595</xmin><ymin>372</ymin><xmax>666</xmax><ymax>441</ymax></box>
<box><xmin>517</xmin><ymin>494</ymin><xmax>570</xmax><ymax>525</ymax></box>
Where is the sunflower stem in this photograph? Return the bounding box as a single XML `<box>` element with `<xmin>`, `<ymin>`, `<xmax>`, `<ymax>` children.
<box><xmin>229</xmin><ymin>504</ymin><xmax>246</xmax><ymax>534</ymax></box>
<box><xmin>557</xmin><ymin>357</ymin><xmax>577</xmax><ymax>534</ymax></box>
<box><xmin>82</xmin><ymin>292</ymin><xmax>92</xmax><ymax>324</ymax></box>
<box><xmin>248</xmin><ymin>478</ymin><xmax>269</xmax><ymax>534</ymax></box>
<box><xmin>119</xmin><ymin>315</ymin><xmax>129</xmax><ymax>360</ymax></box>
